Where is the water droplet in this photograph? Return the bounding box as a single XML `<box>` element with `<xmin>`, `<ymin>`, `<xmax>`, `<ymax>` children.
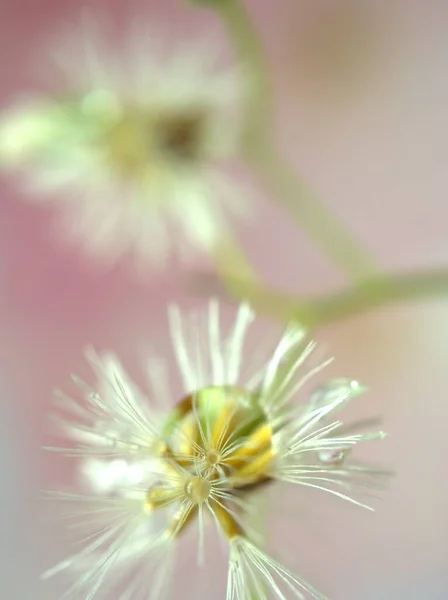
<box><xmin>317</xmin><ymin>448</ymin><xmax>350</xmax><ymax>465</ymax></box>
<box><xmin>310</xmin><ymin>379</ymin><xmax>365</xmax><ymax>411</ymax></box>
<box><xmin>184</xmin><ymin>475</ymin><xmax>211</xmax><ymax>505</ymax></box>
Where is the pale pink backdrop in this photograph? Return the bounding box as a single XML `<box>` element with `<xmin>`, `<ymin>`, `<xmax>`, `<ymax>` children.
<box><xmin>1</xmin><ymin>0</ymin><xmax>448</xmax><ymax>598</ymax></box>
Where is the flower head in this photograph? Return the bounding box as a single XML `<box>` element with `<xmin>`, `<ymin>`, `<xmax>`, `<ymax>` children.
<box><xmin>0</xmin><ymin>20</ymin><xmax>246</xmax><ymax>267</ymax></box>
<box><xmin>43</xmin><ymin>302</ymin><xmax>388</xmax><ymax>599</ymax></box>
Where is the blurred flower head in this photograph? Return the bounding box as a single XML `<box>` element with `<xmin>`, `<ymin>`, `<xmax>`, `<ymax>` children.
<box><xmin>43</xmin><ymin>302</ymin><xmax>387</xmax><ymax>599</ymax></box>
<box><xmin>0</xmin><ymin>19</ymin><xmax>247</xmax><ymax>267</ymax></box>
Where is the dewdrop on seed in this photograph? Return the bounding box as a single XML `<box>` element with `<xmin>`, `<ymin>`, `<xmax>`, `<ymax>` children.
<box><xmin>42</xmin><ymin>301</ymin><xmax>389</xmax><ymax>599</ymax></box>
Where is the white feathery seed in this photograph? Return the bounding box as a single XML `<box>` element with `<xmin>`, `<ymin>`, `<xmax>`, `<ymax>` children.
<box><xmin>42</xmin><ymin>302</ymin><xmax>388</xmax><ymax>599</ymax></box>
<box><xmin>0</xmin><ymin>18</ymin><xmax>249</xmax><ymax>268</ymax></box>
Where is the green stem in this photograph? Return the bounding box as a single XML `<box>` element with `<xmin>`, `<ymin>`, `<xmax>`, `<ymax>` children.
<box><xmin>212</xmin><ymin>233</ymin><xmax>261</xmax><ymax>299</ymax></box>
<box><xmin>252</xmin><ymin>145</ymin><xmax>380</xmax><ymax>281</ymax></box>
<box><xmin>214</xmin><ymin>0</ymin><xmax>271</xmax><ymax>146</ymax></box>
<box><xmin>202</xmin><ymin>267</ymin><xmax>448</xmax><ymax>328</ymax></box>
<box><xmin>213</xmin><ymin>0</ymin><xmax>379</xmax><ymax>282</ymax></box>
<box><xmin>305</xmin><ymin>267</ymin><xmax>448</xmax><ymax>326</ymax></box>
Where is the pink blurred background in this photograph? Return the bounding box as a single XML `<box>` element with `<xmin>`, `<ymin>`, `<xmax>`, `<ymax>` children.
<box><xmin>1</xmin><ymin>0</ymin><xmax>448</xmax><ymax>598</ymax></box>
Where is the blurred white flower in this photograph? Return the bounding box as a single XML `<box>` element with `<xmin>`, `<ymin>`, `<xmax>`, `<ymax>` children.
<box><xmin>0</xmin><ymin>19</ymin><xmax>247</xmax><ymax>267</ymax></box>
<box><xmin>43</xmin><ymin>302</ymin><xmax>387</xmax><ymax>599</ymax></box>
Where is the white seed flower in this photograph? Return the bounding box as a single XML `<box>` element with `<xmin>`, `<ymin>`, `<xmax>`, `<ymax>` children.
<box><xmin>43</xmin><ymin>301</ymin><xmax>388</xmax><ymax>599</ymax></box>
<box><xmin>0</xmin><ymin>19</ymin><xmax>247</xmax><ymax>267</ymax></box>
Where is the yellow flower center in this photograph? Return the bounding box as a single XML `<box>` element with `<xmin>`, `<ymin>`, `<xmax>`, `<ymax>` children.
<box><xmin>98</xmin><ymin>106</ymin><xmax>206</xmax><ymax>182</ymax></box>
<box><xmin>148</xmin><ymin>385</ymin><xmax>274</xmax><ymax>541</ymax></box>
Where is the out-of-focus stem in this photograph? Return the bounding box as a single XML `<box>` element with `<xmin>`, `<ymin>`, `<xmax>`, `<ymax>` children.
<box><xmin>211</xmin><ymin>0</ymin><xmax>379</xmax><ymax>282</ymax></box>
<box><xmin>213</xmin><ymin>0</ymin><xmax>270</xmax><ymax>145</ymax></box>
<box><xmin>212</xmin><ymin>234</ymin><xmax>260</xmax><ymax>299</ymax></box>
<box><xmin>205</xmin><ymin>267</ymin><xmax>448</xmax><ymax>328</ymax></box>
<box><xmin>305</xmin><ymin>268</ymin><xmax>448</xmax><ymax>325</ymax></box>
<box><xmin>253</xmin><ymin>145</ymin><xmax>380</xmax><ymax>281</ymax></box>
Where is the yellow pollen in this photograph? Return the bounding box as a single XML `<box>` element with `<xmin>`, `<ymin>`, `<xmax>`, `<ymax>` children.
<box><xmin>184</xmin><ymin>475</ymin><xmax>211</xmax><ymax>505</ymax></box>
<box><xmin>100</xmin><ymin>107</ymin><xmax>205</xmax><ymax>182</ymax></box>
<box><xmin>103</xmin><ymin>113</ymin><xmax>152</xmax><ymax>178</ymax></box>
